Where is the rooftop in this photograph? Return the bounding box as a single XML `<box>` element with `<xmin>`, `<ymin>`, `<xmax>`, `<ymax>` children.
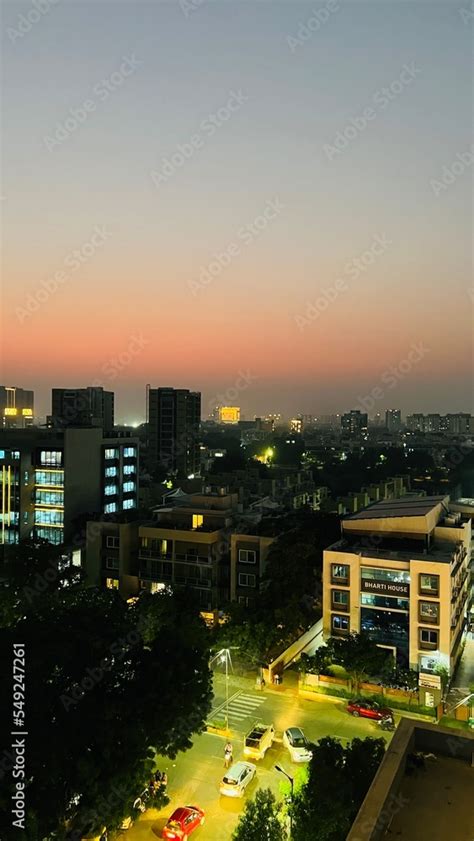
<box><xmin>345</xmin><ymin>495</ymin><xmax>449</xmax><ymax>521</ymax></box>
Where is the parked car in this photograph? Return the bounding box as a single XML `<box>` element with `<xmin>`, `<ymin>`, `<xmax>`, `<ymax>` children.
<box><xmin>161</xmin><ymin>806</ymin><xmax>205</xmax><ymax>839</ymax></box>
<box><xmin>243</xmin><ymin>723</ymin><xmax>275</xmax><ymax>760</ymax></box>
<box><xmin>347</xmin><ymin>699</ymin><xmax>393</xmax><ymax>721</ymax></box>
<box><xmin>220</xmin><ymin>761</ymin><xmax>257</xmax><ymax>798</ymax></box>
<box><xmin>282</xmin><ymin>727</ymin><xmax>313</xmax><ymax>762</ymax></box>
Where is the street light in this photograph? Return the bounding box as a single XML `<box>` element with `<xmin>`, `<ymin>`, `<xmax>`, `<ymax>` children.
<box><xmin>275</xmin><ymin>764</ymin><xmax>294</xmax><ymax>836</ymax></box>
<box><xmin>209</xmin><ymin>648</ymin><xmax>232</xmax><ymax>732</ymax></box>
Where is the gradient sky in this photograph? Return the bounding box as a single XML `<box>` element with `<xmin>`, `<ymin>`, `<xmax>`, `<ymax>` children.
<box><xmin>1</xmin><ymin>0</ymin><xmax>472</xmax><ymax>422</ymax></box>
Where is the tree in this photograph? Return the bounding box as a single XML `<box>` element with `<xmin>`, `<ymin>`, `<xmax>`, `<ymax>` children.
<box><xmin>299</xmin><ymin>646</ymin><xmax>333</xmax><ymax>677</ymax></box>
<box><xmin>381</xmin><ymin>664</ymin><xmax>419</xmax><ymax>706</ymax></box>
<box><xmin>232</xmin><ymin>788</ymin><xmax>287</xmax><ymax>841</ymax></box>
<box><xmin>329</xmin><ymin>633</ymin><xmax>390</xmax><ymax>693</ymax></box>
<box><xmin>0</xmin><ymin>585</ymin><xmax>212</xmax><ymax>840</ymax></box>
<box><xmin>292</xmin><ymin>737</ymin><xmax>385</xmax><ymax>841</ymax></box>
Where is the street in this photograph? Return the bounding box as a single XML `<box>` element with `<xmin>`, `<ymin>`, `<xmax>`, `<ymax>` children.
<box><xmin>120</xmin><ymin>676</ymin><xmax>394</xmax><ymax>840</ymax></box>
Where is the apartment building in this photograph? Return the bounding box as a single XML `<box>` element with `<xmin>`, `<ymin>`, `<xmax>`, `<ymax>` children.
<box><xmin>0</xmin><ymin>428</ymin><xmax>138</xmax><ymax>546</ymax></box>
<box><xmin>48</xmin><ymin>386</ymin><xmax>114</xmax><ymax>430</ymax></box>
<box><xmin>341</xmin><ymin>410</ymin><xmax>368</xmax><ymax>437</ymax></box>
<box><xmin>0</xmin><ymin>386</ymin><xmax>34</xmax><ymax>429</ymax></box>
<box><xmin>323</xmin><ymin>496</ymin><xmax>471</xmax><ymax>677</ymax></box>
<box><xmin>148</xmin><ymin>387</ymin><xmax>201</xmax><ymax>477</ymax></box>
<box><xmin>406</xmin><ymin>413</ymin><xmax>473</xmax><ymax>434</ymax></box>
<box><xmin>230</xmin><ymin>530</ymin><xmax>276</xmax><ymax>606</ymax></box>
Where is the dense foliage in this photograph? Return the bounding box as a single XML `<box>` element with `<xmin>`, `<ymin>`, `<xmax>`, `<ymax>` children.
<box><xmin>232</xmin><ymin>788</ymin><xmax>287</xmax><ymax>841</ymax></box>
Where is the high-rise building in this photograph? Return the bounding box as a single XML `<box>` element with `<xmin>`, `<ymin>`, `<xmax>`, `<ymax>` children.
<box><xmin>0</xmin><ymin>386</ymin><xmax>34</xmax><ymax>428</ymax></box>
<box><xmin>385</xmin><ymin>408</ymin><xmax>402</xmax><ymax>432</ymax></box>
<box><xmin>148</xmin><ymin>387</ymin><xmax>201</xmax><ymax>477</ymax></box>
<box><xmin>49</xmin><ymin>387</ymin><xmax>114</xmax><ymax>430</ymax></box>
<box><xmin>406</xmin><ymin>413</ymin><xmax>473</xmax><ymax>435</ymax></box>
<box><xmin>0</xmin><ymin>427</ymin><xmax>138</xmax><ymax>546</ymax></box>
<box><xmin>289</xmin><ymin>416</ymin><xmax>303</xmax><ymax>434</ymax></box>
<box><xmin>341</xmin><ymin>410</ymin><xmax>368</xmax><ymax>436</ymax></box>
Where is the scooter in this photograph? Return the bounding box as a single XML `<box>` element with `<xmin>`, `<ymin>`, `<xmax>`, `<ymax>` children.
<box><xmin>378</xmin><ymin>715</ymin><xmax>395</xmax><ymax>732</ymax></box>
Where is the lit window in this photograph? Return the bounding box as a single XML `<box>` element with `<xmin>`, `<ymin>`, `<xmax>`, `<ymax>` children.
<box><xmin>105</xmin><ymin>449</ymin><xmax>118</xmax><ymax>460</ymax></box>
<box><xmin>35</xmin><ymin>470</ymin><xmax>64</xmax><ymax>487</ymax></box>
<box><xmin>419</xmin><ymin>601</ymin><xmax>439</xmax><ymax>624</ymax></box>
<box><xmin>331</xmin><ymin>563</ymin><xmax>349</xmax><ymax>582</ymax></box>
<box><xmin>40</xmin><ymin>450</ymin><xmax>62</xmax><ymax>466</ymax></box>
<box><xmin>332</xmin><ymin>614</ymin><xmax>349</xmax><ymax>633</ymax></box>
<box><xmin>104</xmin><ymin>484</ymin><xmax>118</xmax><ymax>496</ymax></box>
<box><xmin>0</xmin><ymin>451</ymin><xmax>4</xmax><ymax>459</ymax></box>
<box><xmin>106</xmin><ymin>578</ymin><xmax>119</xmax><ymax>589</ymax></box>
<box><xmin>238</xmin><ymin>573</ymin><xmax>256</xmax><ymax>587</ymax></box>
<box><xmin>12</xmin><ymin>451</ymin><xmax>20</xmax><ymax>460</ymax></box>
<box><xmin>123</xmin><ymin>447</ymin><xmax>136</xmax><ymax>458</ymax></box>
<box><xmin>123</xmin><ymin>464</ymin><xmax>135</xmax><ymax>475</ymax></box>
<box><xmin>105</xmin><ymin>466</ymin><xmax>117</xmax><ymax>478</ymax></box>
<box><xmin>238</xmin><ymin>549</ymin><xmax>257</xmax><ymax>564</ymax></box>
<box><xmin>419</xmin><ymin>574</ymin><xmax>439</xmax><ymax>596</ymax></box>
<box><xmin>123</xmin><ymin>498</ymin><xmax>135</xmax><ymax>510</ymax></box>
<box><xmin>104</xmin><ymin>502</ymin><xmax>117</xmax><ymax>514</ymax></box>
<box><xmin>123</xmin><ymin>481</ymin><xmax>135</xmax><ymax>493</ymax></box>
<box><xmin>192</xmin><ymin>514</ymin><xmax>204</xmax><ymax>529</ymax></box>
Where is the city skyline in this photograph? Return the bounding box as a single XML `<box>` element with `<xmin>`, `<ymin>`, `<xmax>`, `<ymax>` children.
<box><xmin>2</xmin><ymin>1</ymin><xmax>472</xmax><ymax>418</ymax></box>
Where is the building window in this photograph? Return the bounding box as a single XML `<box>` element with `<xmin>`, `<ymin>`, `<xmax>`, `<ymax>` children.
<box><xmin>105</xmin><ymin>466</ymin><xmax>117</xmax><ymax>478</ymax></box>
<box><xmin>331</xmin><ymin>590</ymin><xmax>349</xmax><ymax>610</ymax></box>
<box><xmin>192</xmin><ymin>514</ymin><xmax>204</xmax><ymax>529</ymax></box>
<box><xmin>123</xmin><ymin>498</ymin><xmax>135</xmax><ymax>510</ymax></box>
<box><xmin>35</xmin><ymin>470</ymin><xmax>64</xmax><ymax>487</ymax></box>
<box><xmin>332</xmin><ymin>614</ymin><xmax>349</xmax><ymax>634</ymax></box>
<box><xmin>419</xmin><ymin>628</ymin><xmax>438</xmax><ymax>649</ymax></box>
<box><xmin>35</xmin><ymin>526</ymin><xmax>63</xmax><ymax>545</ymax></box>
<box><xmin>238</xmin><ymin>595</ymin><xmax>250</xmax><ymax>606</ymax></box>
<box><xmin>104</xmin><ymin>502</ymin><xmax>117</xmax><ymax>514</ymax></box>
<box><xmin>106</xmin><ymin>536</ymin><xmax>120</xmax><ymax>549</ymax></box>
<box><xmin>106</xmin><ymin>578</ymin><xmax>119</xmax><ymax>589</ymax></box>
<box><xmin>40</xmin><ymin>450</ymin><xmax>62</xmax><ymax>466</ymax></box>
<box><xmin>123</xmin><ymin>481</ymin><xmax>135</xmax><ymax>493</ymax></box>
<box><xmin>106</xmin><ymin>557</ymin><xmax>119</xmax><ymax>570</ymax></box>
<box><xmin>331</xmin><ymin>563</ymin><xmax>349</xmax><ymax>584</ymax></box>
<box><xmin>419</xmin><ymin>574</ymin><xmax>439</xmax><ymax>596</ymax></box>
<box><xmin>34</xmin><ymin>509</ymin><xmax>64</xmax><ymax>525</ymax></box>
<box><xmin>238</xmin><ymin>573</ymin><xmax>256</xmax><ymax>588</ymax></box>
<box><xmin>238</xmin><ymin>549</ymin><xmax>257</xmax><ymax>564</ymax></box>
<box><xmin>12</xmin><ymin>451</ymin><xmax>20</xmax><ymax>460</ymax></box>
<box><xmin>123</xmin><ymin>447</ymin><xmax>136</xmax><ymax>458</ymax></box>
<box><xmin>419</xmin><ymin>601</ymin><xmax>439</xmax><ymax>624</ymax></box>
<box><xmin>104</xmin><ymin>484</ymin><xmax>118</xmax><ymax>496</ymax></box>
<box><xmin>123</xmin><ymin>464</ymin><xmax>135</xmax><ymax>475</ymax></box>
<box><xmin>35</xmin><ymin>489</ymin><xmax>64</xmax><ymax>506</ymax></box>
<box><xmin>105</xmin><ymin>448</ymin><xmax>119</xmax><ymax>460</ymax></box>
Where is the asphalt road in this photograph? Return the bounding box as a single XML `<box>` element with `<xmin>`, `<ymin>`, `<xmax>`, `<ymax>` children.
<box><xmin>120</xmin><ymin>680</ymin><xmax>394</xmax><ymax>841</ymax></box>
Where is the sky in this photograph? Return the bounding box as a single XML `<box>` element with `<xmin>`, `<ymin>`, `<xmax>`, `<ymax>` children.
<box><xmin>1</xmin><ymin>0</ymin><xmax>473</xmax><ymax>423</ymax></box>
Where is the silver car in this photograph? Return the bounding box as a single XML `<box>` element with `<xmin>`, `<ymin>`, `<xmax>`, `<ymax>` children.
<box><xmin>282</xmin><ymin>727</ymin><xmax>313</xmax><ymax>762</ymax></box>
<box><xmin>220</xmin><ymin>761</ymin><xmax>257</xmax><ymax>798</ymax></box>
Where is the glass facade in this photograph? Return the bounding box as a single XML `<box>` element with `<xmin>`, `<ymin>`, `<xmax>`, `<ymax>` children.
<box><xmin>360</xmin><ymin>607</ymin><xmax>409</xmax><ymax>664</ymax></box>
<box><xmin>360</xmin><ymin>593</ymin><xmax>409</xmax><ymax>610</ymax></box>
<box><xmin>35</xmin><ymin>489</ymin><xmax>64</xmax><ymax>506</ymax></box>
<box><xmin>361</xmin><ymin>567</ymin><xmax>410</xmax><ymax>585</ymax></box>
<box><xmin>35</xmin><ymin>470</ymin><xmax>64</xmax><ymax>486</ymax></box>
<box><xmin>36</xmin><ymin>526</ymin><xmax>63</xmax><ymax>544</ymax></box>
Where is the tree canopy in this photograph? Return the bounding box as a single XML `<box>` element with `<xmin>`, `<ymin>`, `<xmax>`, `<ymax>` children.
<box><xmin>0</xmin><ymin>574</ymin><xmax>212</xmax><ymax>840</ymax></box>
<box><xmin>292</xmin><ymin>736</ymin><xmax>385</xmax><ymax>841</ymax></box>
<box><xmin>232</xmin><ymin>788</ymin><xmax>287</xmax><ymax>841</ymax></box>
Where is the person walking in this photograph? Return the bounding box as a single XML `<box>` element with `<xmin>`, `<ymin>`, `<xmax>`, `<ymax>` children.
<box><xmin>224</xmin><ymin>741</ymin><xmax>233</xmax><ymax>768</ymax></box>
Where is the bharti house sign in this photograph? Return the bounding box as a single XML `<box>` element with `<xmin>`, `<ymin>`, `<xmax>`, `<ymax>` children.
<box><xmin>360</xmin><ymin>578</ymin><xmax>410</xmax><ymax>597</ymax></box>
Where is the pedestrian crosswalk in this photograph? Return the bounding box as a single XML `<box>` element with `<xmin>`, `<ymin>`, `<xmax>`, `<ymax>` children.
<box><xmin>211</xmin><ymin>691</ymin><xmax>266</xmax><ymax>726</ymax></box>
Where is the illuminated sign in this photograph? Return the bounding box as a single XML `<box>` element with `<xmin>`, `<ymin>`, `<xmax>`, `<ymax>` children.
<box><xmin>360</xmin><ymin>578</ymin><xmax>410</xmax><ymax>597</ymax></box>
<box><xmin>4</xmin><ymin>408</ymin><xmax>17</xmax><ymax>416</ymax></box>
<box><xmin>418</xmin><ymin>672</ymin><xmax>441</xmax><ymax>690</ymax></box>
<box><xmin>219</xmin><ymin>406</ymin><xmax>240</xmax><ymax>424</ymax></box>
<box><xmin>22</xmin><ymin>408</ymin><xmax>33</xmax><ymax>416</ymax></box>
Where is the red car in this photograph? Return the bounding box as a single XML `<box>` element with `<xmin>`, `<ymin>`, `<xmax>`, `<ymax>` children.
<box><xmin>347</xmin><ymin>699</ymin><xmax>393</xmax><ymax>721</ymax></box>
<box><xmin>161</xmin><ymin>806</ymin><xmax>205</xmax><ymax>840</ymax></box>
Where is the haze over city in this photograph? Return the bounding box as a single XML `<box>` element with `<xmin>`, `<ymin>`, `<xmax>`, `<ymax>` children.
<box><xmin>2</xmin><ymin>0</ymin><xmax>472</xmax><ymax>420</ymax></box>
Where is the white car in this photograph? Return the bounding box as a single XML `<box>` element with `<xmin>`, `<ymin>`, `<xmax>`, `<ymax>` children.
<box><xmin>220</xmin><ymin>761</ymin><xmax>257</xmax><ymax>798</ymax></box>
<box><xmin>283</xmin><ymin>727</ymin><xmax>313</xmax><ymax>763</ymax></box>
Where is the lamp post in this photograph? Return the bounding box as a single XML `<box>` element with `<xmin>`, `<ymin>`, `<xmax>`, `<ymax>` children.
<box><xmin>275</xmin><ymin>764</ymin><xmax>294</xmax><ymax>837</ymax></box>
<box><xmin>210</xmin><ymin>648</ymin><xmax>232</xmax><ymax>732</ymax></box>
